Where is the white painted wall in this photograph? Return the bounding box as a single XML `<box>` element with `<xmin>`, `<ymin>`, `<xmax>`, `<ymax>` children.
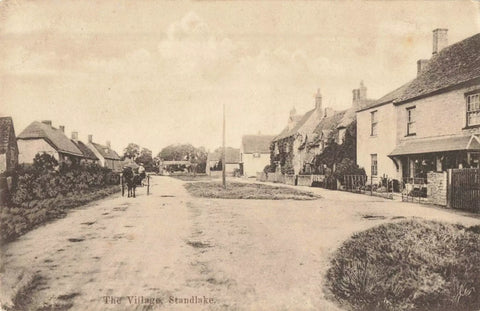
<box><xmin>357</xmin><ymin>104</ymin><xmax>399</xmax><ymax>182</ymax></box>
<box><xmin>242</xmin><ymin>153</ymin><xmax>270</xmax><ymax>177</ymax></box>
<box><xmin>17</xmin><ymin>139</ymin><xmax>58</xmax><ymax>164</ymax></box>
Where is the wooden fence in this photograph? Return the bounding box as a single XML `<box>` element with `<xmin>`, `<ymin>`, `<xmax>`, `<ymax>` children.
<box><xmin>448</xmin><ymin>168</ymin><xmax>480</xmax><ymax>212</ymax></box>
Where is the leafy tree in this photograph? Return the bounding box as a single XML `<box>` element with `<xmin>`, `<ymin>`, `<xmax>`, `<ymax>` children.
<box><xmin>135</xmin><ymin>148</ymin><xmax>155</xmax><ymax>172</ymax></box>
<box><xmin>157</xmin><ymin>144</ymin><xmax>208</xmax><ymax>173</ymax></box>
<box><xmin>123</xmin><ymin>143</ymin><xmax>140</xmax><ymax>160</ymax></box>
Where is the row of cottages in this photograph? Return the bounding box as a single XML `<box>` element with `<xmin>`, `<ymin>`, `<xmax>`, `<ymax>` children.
<box><xmin>16</xmin><ymin>120</ymin><xmax>122</xmax><ymax>171</ymax></box>
<box><xmin>357</xmin><ymin>29</ymin><xmax>480</xmax><ymax>185</ymax></box>
<box><xmin>240</xmin><ymin>134</ymin><xmax>274</xmax><ymax>177</ymax></box>
<box><xmin>271</xmin><ymin>83</ymin><xmax>373</xmax><ymax>175</ymax></box>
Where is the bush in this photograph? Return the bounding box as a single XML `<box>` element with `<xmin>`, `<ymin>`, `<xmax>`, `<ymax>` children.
<box><xmin>326</xmin><ymin>220</ymin><xmax>480</xmax><ymax>311</ymax></box>
<box><xmin>333</xmin><ymin>158</ymin><xmax>366</xmax><ymax>184</ymax></box>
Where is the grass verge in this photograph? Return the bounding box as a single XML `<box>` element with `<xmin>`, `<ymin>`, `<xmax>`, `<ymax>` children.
<box><xmin>184</xmin><ymin>181</ymin><xmax>320</xmax><ymax>200</ymax></box>
<box><xmin>169</xmin><ymin>174</ymin><xmax>215</xmax><ymax>182</ymax></box>
<box><xmin>326</xmin><ymin>219</ymin><xmax>480</xmax><ymax>311</ymax></box>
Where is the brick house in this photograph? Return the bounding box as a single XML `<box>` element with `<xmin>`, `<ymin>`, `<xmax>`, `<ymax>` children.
<box><xmin>240</xmin><ymin>134</ymin><xmax>274</xmax><ymax>177</ymax></box>
<box><xmin>0</xmin><ymin>117</ymin><xmax>19</xmax><ymax>174</ymax></box>
<box><xmin>357</xmin><ymin>29</ymin><xmax>480</xmax><ymax>184</ymax></box>
<box><xmin>17</xmin><ymin>120</ymin><xmax>84</xmax><ymax>165</ymax></box>
<box><xmin>86</xmin><ymin>135</ymin><xmax>122</xmax><ymax>172</ymax></box>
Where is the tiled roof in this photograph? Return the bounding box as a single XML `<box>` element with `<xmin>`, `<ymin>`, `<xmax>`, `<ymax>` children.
<box><xmin>17</xmin><ymin>121</ymin><xmax>83</xmax><ymax>156</ymax></box>
<box><xmin>358</xmin><ymin>82</ymin><xmax>412</xmax><ymax>112</ymax></box>
<box><xmin>242</xmin><ymin>135</ymin><xmax>275</xmax><ymax>154</ymax></box>
<box><xmin>0</xmin><ymin>117</ymin><xmax>16</xmax><ymax>154</ymax></box>
<box><xmin>90</xmin><ymin>142</ymin><xmax>121</xmax><ymax>160</ymax></box>
<box><xmin>207</xmin><ymin>148</ymin><xmax>241</xmax><ymax>164</ymax></box>
<box><xmin>389</xmin><ymin>134</ymin><xmax>480</xmax><ymax>157</ymax></box>
<box><xmin>311</xmin><ymin>110</ymin><xmax>347</xmax><ymax>143</ymax></box>
<box><xmin>396</xmin><ymin>32</ymin><xmax>480</xmax><ymax>104</ymax></box>
<box><xmin>273</xmin><ymin>109</ymin><xmax>315</xmax><ymax>141</ymax></box>
<box><xmin>71</xmin><ymin>140</ymin><xmax>98</xmax><ymax>160</ymax></box>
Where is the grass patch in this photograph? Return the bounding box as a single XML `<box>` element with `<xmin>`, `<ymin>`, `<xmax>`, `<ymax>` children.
<box><xmin>326</xmin><ymin>219</ymin><xmax>480</xmax><ymax>311</ymax></box>
<box><xmin>184</xmin><ymin>181</ymin><xmax>320</xmax><ymax>200</ymax></box>
<box><xmin>169</xmin><ymin>174</ymin><xmax>215</xmax><ymax>182</ymax></box>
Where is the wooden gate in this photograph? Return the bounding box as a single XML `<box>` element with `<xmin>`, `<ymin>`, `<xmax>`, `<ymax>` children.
<box><xmin>449</xmin><ymin>168</ymin><xmax>480</xmax><ymax>212</ymax></box>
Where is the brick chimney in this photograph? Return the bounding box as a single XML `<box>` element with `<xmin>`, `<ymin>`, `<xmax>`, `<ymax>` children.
<box><xmin>288</xmin><ymin>107</ymin><xmax>297</xmax><ymax>130</ymax></box>
<box><xmin>88</xmin><ymin>135</ymin><xmax>93</xmax><ymax>143</ymax></box>
<box><xmin>417</xmin><ymin>59</ymin><xmax>429</xmax><ymax>76</ymax></box>
<box><xmin>42</xmin><ymin>120</ymin><xmax>52</xmax><ymax>127</ymax></box>
<box><xmin>59</xmin><ymin>125</ymin><xmax>65</xmax><ymax>133</ymax></box>
<box><xmin>432</xmin><ymin>28</ymin><xmax>448</xmax><ymax>55</ymax></box>
<box><xmin>71</xmin><ymin>131</ymin><xmax>78</xmax><ymax>141</ymax></box>
<box><xmin>106</xmin><ymin>141</ymin><xmax>111</xmax><ymax>148</ymax></box>
<box><xmin>315</xmin><ymin>88</ymin><xmax>323</xmax><ymax>117</ymax></box>
<box><xmin>352</xmin><ymin>81</ymin><xmax>367</xmax><ymax>110</ymax></box>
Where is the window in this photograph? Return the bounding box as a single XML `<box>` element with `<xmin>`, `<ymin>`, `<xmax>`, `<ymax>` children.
<box><xmin>406</xmin><ymin>106</ymin><xmax>416</xmax><ymax>135</ymax></box>
<box><xmin>467</xmin><ymin>93</ymin><xmax>480</xmax><ymax>127</ymax></box>
<box><xmin>371</xmin><ymin>154</ymin><xmax>378</xmax><ymax>176</ymax></box>
<box><xmin>370</xmin><ymin>111</ymin><xmax>378</xmax><ymax>136</ymax></box>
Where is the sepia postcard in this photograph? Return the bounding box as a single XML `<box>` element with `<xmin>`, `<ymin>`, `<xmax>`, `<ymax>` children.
<box><xmin>1</xmin><ymin>1</ymin><xmax>480</xmax><ymax>310</ymax></box>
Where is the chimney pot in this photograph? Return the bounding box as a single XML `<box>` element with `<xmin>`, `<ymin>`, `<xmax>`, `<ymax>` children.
<box><xmin>71</xmin><ymin>131</ymin><xmax>78</xmax><ymax>140</ymax></box>
<box><xmin>432</xmin><ymin>28</ymin><xmax>448</xmax><ymax>55</ymax></box>
<box><xmin>59</xmin><ymin>125</ymin><xmax>65</xmax><ymax>133</ymax></box>
<box><xmin>41</xmin><ymin>120</ymin><xmax>52</xmax><ymax>126</ymax></box>
<box><xmin>106</xmin><ymin>141</ymin><xmax>111</xmax><ymax>148</ymax></box>
<box><xmin>88</xmin><ymin>135</ymin><xmax>93</xmax><ymax>143</ymax></box>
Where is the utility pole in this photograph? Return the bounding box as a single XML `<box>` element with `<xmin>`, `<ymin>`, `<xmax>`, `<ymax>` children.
<box><xmin>222</xmin><ymin>102</ymin><xmax>226</xmax><ymax>188</ymax></box>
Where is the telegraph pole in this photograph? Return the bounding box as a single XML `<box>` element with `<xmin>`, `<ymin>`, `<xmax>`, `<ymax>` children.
<box><xmin>222</xmin><ymin>102</ymin><xmax>226</xmax><ymax>188</ymax></box>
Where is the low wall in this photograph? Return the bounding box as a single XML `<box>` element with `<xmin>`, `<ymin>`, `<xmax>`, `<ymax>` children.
<box><xmin>427</xmin><ymin>171</ymin><xmax>447</xmax><ymax>206</ymax></box>
<box><xmin>256</xmin><ymin>172</ymin><xmax>267</xmax><ymax>182</ymax></box>
<box><xmin>284</xmin><ymin>174</ymin><xmax>296</xmax><ymax>185</ymax></box>
<box><xmin>297</xmin><ymin>175</ymin><xmax>313</xmax><ymax>187</ymax></box>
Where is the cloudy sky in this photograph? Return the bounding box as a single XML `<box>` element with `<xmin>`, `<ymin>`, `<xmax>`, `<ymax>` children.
<box><xmin>1</xmin><ymin>1</ymin><xmax>479</xmax><ymax>155</ymax></box>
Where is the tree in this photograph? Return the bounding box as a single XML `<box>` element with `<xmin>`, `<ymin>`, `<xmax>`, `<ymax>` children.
<box><xmin>123</xmin><ymin>143</ymin><xmax>140</xmax><ymax>160</ymax></box>
<box><xmin>135</xmin><ymin>148</ymin><xmax>155</xmax><ymax>172</ymax></box>
<box><xmin>157</xmin><ymin>144</ymin><xmax>208</xmax><ymax>174</ymax></box>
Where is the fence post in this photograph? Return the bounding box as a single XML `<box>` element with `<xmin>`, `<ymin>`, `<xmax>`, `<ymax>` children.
<box><xmin>147</xmin><ymin>175</ymin><xmax>150</xmax><ymax>195</ymax></box>
<box><xmin>446</xmin><ymin>169</ymin><xmax>452</xmax><ymax>208</ymax></box>
<box><xmin>121</xmin><ymin>174</ymin><xmax>124</xmax><ymax>197</ymax></box>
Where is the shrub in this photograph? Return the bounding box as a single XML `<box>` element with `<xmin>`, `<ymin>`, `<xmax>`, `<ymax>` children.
<box><xmin>326</xmin><ymin>220</ymin><xmax>480</xmax><ymax>311</ymax></box>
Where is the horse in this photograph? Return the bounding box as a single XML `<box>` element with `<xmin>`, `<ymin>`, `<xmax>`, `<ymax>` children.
<box><xmin>122</xmin><ymin>167</ymin><xmax>142</xmax><ymax>198</ymax></box>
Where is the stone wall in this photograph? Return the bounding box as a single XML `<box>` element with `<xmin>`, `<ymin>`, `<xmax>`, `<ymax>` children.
<box><xmin>284</xmin><ymin>174</ymin><xmax>296</xmax><ymax>185</ymax></box>
<box><xmin>297</xmin><ymin>175</ymin><xmax>313</xmax><ymax>187</ymax></box>
<box><xmin>427</xmin><ymin>171</ymin><xmax>447</xmax><ymax>206</ymax></box>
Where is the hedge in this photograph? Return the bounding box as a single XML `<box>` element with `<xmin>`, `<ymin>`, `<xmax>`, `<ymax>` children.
<box><xmin>0</xmin><ymin>185</ymin><xmax>120</xmax><ymax>243</ymax></box>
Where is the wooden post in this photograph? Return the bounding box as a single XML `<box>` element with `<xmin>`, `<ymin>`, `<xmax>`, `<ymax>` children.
<box><xmin>222</xmin><ymin>102</ymin><xmax>226</xmax><ymax>189</ymax></box>
<box><xmin>147</xmin><ymin>175</ymin><xmax>150</xmax><ymax>195</ymax></box>
<box><xmin>121</xmin><ymin>174</ymin><xmax>124</xmax><ymax>197</ymax></box>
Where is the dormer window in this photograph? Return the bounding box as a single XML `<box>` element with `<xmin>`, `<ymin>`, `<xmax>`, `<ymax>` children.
<box><xmin>467</xmin><ymin>93</ymin><xmax>480</xmax><ymax>127</ymax></box>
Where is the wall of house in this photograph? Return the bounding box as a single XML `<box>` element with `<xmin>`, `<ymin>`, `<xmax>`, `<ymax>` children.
<box><xmin>427</xmin><ymin>171</ymin><xmax>447</xmax><ymax>206</ymax></box>
<box><xmin>17</xmin><ymin>139</ymin><xmax>59</xmax><ymax>164</ymax></box>
<box><xmin>357</xmin><ymin>104</ymin><xmax>399</xmax><ymax>182</ymax></box>
<box><xmin>242</xmin><ymin>153</ymin><xmax>270</xmax><ymax>177</ymax></box>
<box><xmin>396</xmin><ymin>84</ymin><xmax>480</xmax><ymax>143</ymax></box>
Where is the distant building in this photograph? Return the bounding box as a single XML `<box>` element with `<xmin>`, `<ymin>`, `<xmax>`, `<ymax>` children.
<box><xmin>240</xmin><ymin>134</ymin><xmax>274</xmax><ymax>177</ymax></box>
<box><xmin>0</xmin><ymin>117</ymin><xmax>19</xmax><ymax>174</ymax></box>
<box><xmin>86</xmin><ymin>135</ymin><xmax>122</xmax><ymax>172</ymax></box>
<box><xmin>206</xmin><ymin>147</ymin><xmax>241</xmax><ymax>176</ymax></box>
<box><xmin>17</xmin><ymin>120</ymin><xmax>84</xmax><ymax>164</ymax></box>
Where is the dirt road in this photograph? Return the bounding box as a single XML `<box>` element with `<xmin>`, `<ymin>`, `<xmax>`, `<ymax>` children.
<box><xmin>3</xmin><ymin>176</ymin><xmax>479</xmax><ymax>311</ymax></box>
